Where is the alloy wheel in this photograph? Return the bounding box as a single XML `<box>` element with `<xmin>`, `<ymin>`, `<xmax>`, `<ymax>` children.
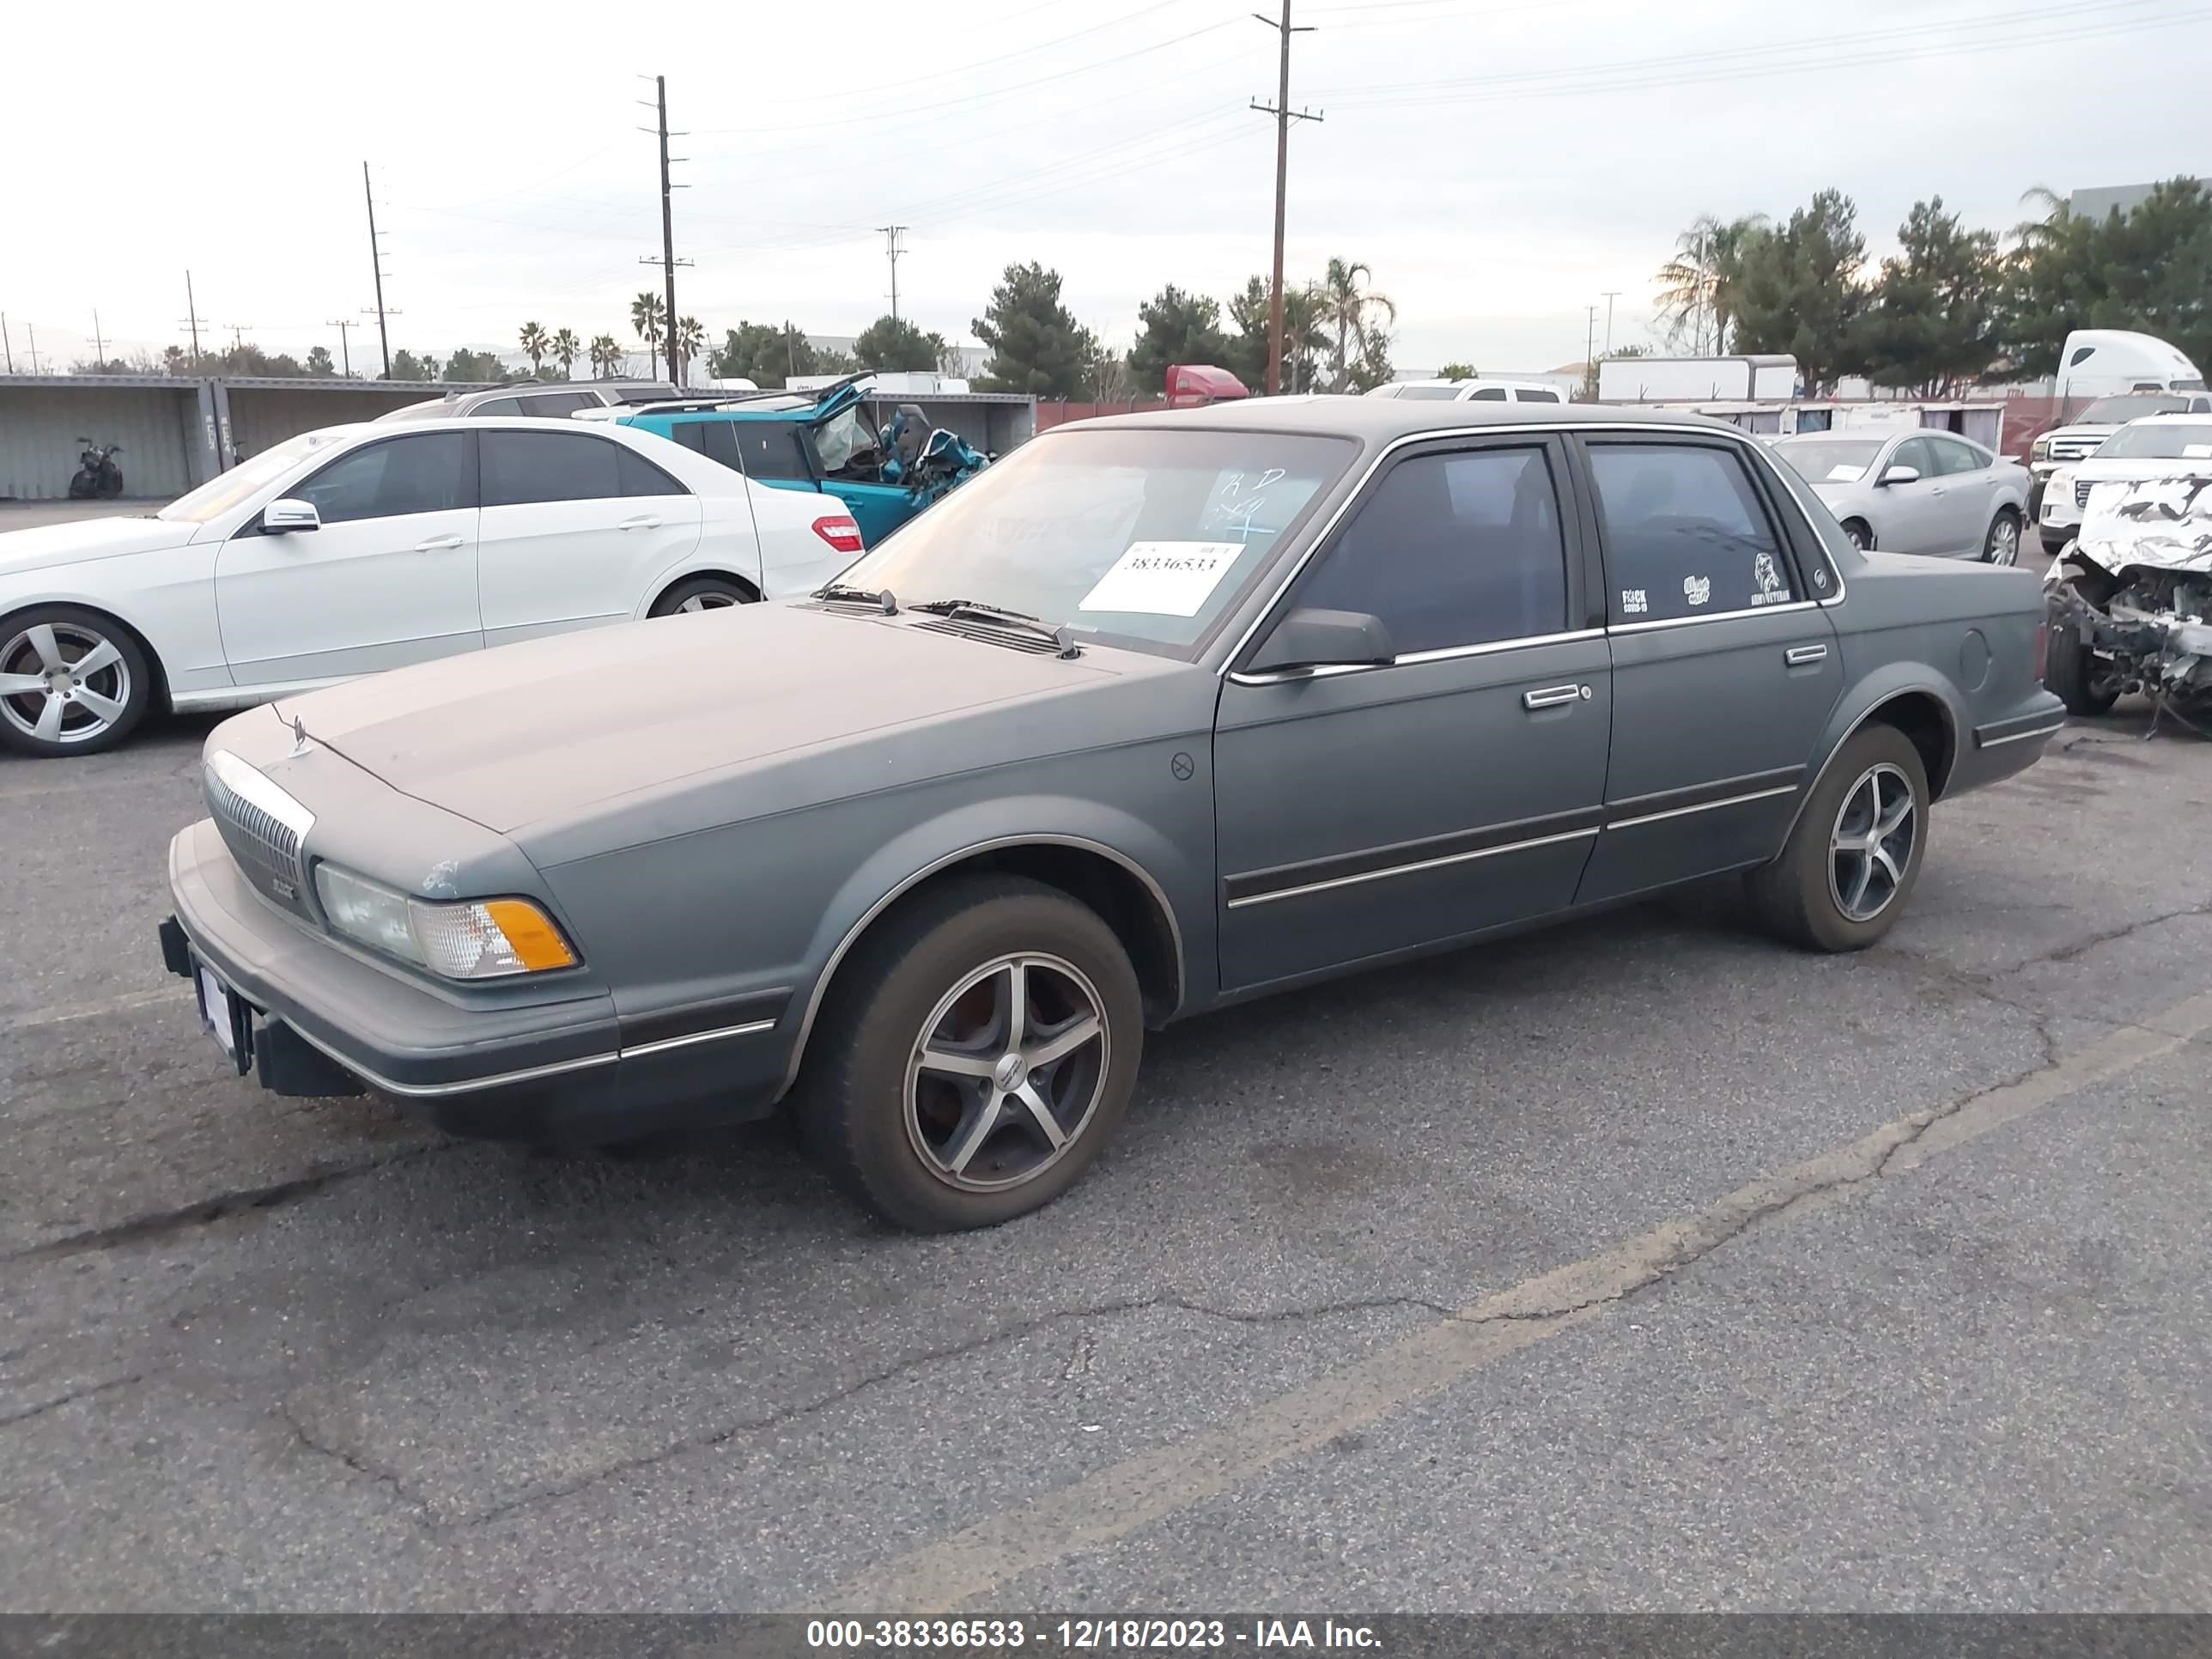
<box><xmin>0</xmin><ymin>622</ymin><xmax>133</xmax><ymax>747</ymax></box>
<box><xmin>1828</xmin><ymin>763</ymin><xmax>1917</xmax><ymax>923</ymax></box>
<box><xmin>1987</xmin><ymin>516</ymin><xmax>2020</xmax><ymax>566</ymax></box>
<box><xmin>678</xmin><ymin>590</ymin><xmax>742</xmax><ymax>612</ymax></box>
<box><xmin>903</xmin><ymin>951</ymin><xmax>1111</xmax><ymax>1193</ymax></box>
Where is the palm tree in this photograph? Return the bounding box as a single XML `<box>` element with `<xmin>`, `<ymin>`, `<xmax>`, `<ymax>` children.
<box><xmin>518</xmin><ymin>320</ymin><xmax>550</xmax><ymax>376</ymax></box>
<box><xmin>2013</xmin><ymin>183</ymin><xmax>2074</xmax><ymax>251</ymax></box>
<box><xmin>589</xmin><ymin>333</ymin><xmax>621</xmax><ymax>378</ymax></box>
<box><xmin>673</xmin><ymin>315</ymin><xmax>706</xmax><ymax>381</ymax></box>
<box><xmin>1318</xmin><ymin>258</ymin><xmax>1395</xmax><ymax>392</ymax></box>
<box><xmin>630</xmin><ymin>293</ymin><xmax>666</xmax><ymax>358</ymax></box>
<box><xmin>1285</xmin><ymin>284</ymin><xmax>1332</xmax><ymax>393</ymax></box>
<box><xmin>1654</xmin><ymin>214</ymin><xmax>1767</xmax><ymax>355</ymax></box>
<box><xmin>550</xmin><ymin>327</ymin><xmax>580</xmax><ymax>380</ymax></box>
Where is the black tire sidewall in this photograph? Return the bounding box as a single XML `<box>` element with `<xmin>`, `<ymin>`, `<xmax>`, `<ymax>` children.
<box><xmin>2043</xmin><ymin>601</ymin><xmax>2115</xmax><ymax>717</ymax></box>
<box><xmin>1843</xmin><ymin>520</ymin><xmax>1871</xmax><ymax>551</ymax></box>
<box><xmin>1983</xmin><ymin>508</ymin><xmax>2019</xmax><ymax>564</ymax></box>
<box><xmin>1757</xmin><ymin>725</ymin><xmax>1929</xmax><ymax>951</ymax></box>
<box><xmin>802</xmin><ymin>878</ymin><xmax>1143</xmax><ymax>1232</ymax></box>
<box><xmin>0</xmin><ymin>605</ymin><xmax>154</xmax><ymax>757</ymax></box>
<box><xmin>647</xmin><ymin>577</ymin><xmax>754</xmax><ymax>617</ymax></box>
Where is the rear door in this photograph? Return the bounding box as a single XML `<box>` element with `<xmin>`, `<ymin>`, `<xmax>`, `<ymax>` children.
<box><xmin>1213</xmin><ymin>435</ymin><xmax>1611</xmax><ymax>991</ymax></box>
<box><xmin>477</xmin><ymin>428</ymin><xmax>702</xmax><ymax>647</ymax></box>
<box><xmin>214</xmin><ymin>429</ymin><xmax>481</xmax><ymax>685</ymax></box>
<box><xmin>1924</xmin><ymin>434</ymin><xmax>2001</xmax><ymax>553</ymax></box>
<box><xmin>1571</xmin><ymin>434</ymin><xmax>1842</xmax><ymax>905</ymax></box>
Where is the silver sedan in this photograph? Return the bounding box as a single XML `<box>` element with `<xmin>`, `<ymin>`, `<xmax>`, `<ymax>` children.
<box><xmin>1772</xmin><ymin>429</ymin><xmax>2031</xmax><ymax>564</ymax></box>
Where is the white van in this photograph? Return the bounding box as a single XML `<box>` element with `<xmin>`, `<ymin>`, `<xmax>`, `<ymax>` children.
<box><xmin>2052</xmin><ymin>330</ymin><xmax>2205</xmax><ymax>400</ymax></box>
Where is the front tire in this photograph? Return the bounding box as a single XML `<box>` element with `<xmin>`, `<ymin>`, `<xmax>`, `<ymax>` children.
<box><xmin>648</xmin><ymin>575</ymin><xmax>755</xmax><ymax>617</ymax></box>
<box><xmin>2043</xmin><ymin>606</ymin><xmax>2116</xmax><ymax>717</ymax></box>
<box><xmin>1982</xmin><ymin>507</ymin><xmax>2021</xmax><ymax>566</ymax></box>
<box><xmin>1841</xmin><ymin>519</ymin><xmax>1873</xmax><ymax>552</ymax></box>
<box><xmin>796</xmin><ymin>875</ymin><xmax>1143</xmax><ymax>1232</ymax></box>
<box><xmin>1747</xmin><ymin>724</ymin><xmax>1929</xmax><ymax>952</ymax></box>
<box><xmin>0</xmin><ymin>606</ymin><xmax>154</xmax><ymax>757</ymax></box>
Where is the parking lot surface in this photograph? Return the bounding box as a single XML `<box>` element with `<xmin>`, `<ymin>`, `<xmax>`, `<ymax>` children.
<box><xmin>3</xmin><ymin>702</ymin><xmax>2209</xmax><ymax>1610</ymax></box>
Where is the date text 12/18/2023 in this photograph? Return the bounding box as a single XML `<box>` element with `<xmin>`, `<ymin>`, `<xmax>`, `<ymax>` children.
<box><xmin>805</xmin><ymin>1619</ymin><xmax>1383</xmax><ymax>1650</ymax></box>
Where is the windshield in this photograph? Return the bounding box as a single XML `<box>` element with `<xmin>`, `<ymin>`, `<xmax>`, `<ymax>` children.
<box><xmin>2078</xmin><ymin>395</ymin><xmax>2189</xmax><ymax>425</ymax></box>
<box><xmin>2096</xmin><ymin>422</ymin><xmax>2212</xmax><ymax>460</ymax></box>
<box><xmin>834</xmin><ymin>428</ymin><xmax>1356</xmax><ymax>656</ymax></box>
<box><xmin>1774</xmin><ymin>438</ymin><xmax>1885</xmax><ymax>483</ymax></box>
<box><xmin>155</xmin><ymin>432</ymin><xmax>340</xmax><ymax>523</ymax></box>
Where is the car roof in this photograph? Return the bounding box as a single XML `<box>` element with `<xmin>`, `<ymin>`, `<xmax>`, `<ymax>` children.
<box><xmin>1058</xmin><ymin>395</ymin><xmax>1749</xmax><ymax>444</ymax></box>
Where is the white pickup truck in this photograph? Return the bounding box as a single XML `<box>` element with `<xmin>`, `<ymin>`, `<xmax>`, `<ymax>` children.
<box><xmin>2029</xmin><ymin>331</ymin><xmax>2209</xmax><ymax>553</ymax></box>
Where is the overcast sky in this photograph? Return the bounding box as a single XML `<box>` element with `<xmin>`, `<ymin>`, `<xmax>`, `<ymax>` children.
<box><xmin>4</xmin><ymin>0</ymin><xmax>2208</xmax><ymax>380</ymax></box>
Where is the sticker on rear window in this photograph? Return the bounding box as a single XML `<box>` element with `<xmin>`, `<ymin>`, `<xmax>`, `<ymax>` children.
<box><xmin>1079</xmin><ymin>542</ymin><xmax>1244</xmax><ymax>616</ymax></box>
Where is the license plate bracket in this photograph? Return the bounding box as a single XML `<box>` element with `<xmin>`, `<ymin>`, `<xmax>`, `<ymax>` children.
<box><xmin>195</xmin><ymin>961</ymin><xmax>255</xmax><ymax>1078</ymax></box>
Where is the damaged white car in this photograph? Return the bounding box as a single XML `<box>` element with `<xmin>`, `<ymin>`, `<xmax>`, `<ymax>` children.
<box><xmin>2044</xmin><ymin>434</ymin><xmax>2212</xmax><ymax>726</ymax></box>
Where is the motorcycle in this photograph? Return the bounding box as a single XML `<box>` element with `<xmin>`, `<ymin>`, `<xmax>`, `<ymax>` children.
<box><xmin>67</xmin><ymin>439</ymin><xmax>125</xmax><ymax>500</ymax></box>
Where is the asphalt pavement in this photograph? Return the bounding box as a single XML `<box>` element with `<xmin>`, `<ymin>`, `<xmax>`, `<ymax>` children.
<box><xmin>2</xmin><ymin>701</ymin><xmax>2209</xmax><ymax>1612</ymax></box>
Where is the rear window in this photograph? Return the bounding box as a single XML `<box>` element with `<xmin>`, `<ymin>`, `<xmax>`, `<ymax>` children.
<box><xmin>1587</xmin><ymin>441</ymin><xmax>1796</xmax><ymax>624</ymax></box>
<box><xmin>1518</xmin><ymin>388</ymin><xmax>1563</xmax><ymax>403</ymax></box>
<box><xmin>1395</xmin><ymin>386</ymin><xmax>1464</xmax><ymax>401</ymax></box>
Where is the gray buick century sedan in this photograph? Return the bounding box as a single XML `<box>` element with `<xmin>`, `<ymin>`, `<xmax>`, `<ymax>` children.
<box><xmin>161</xmin><ymin>399</ymin><xmax>2064</xmax><ymax>1231</ymax></box>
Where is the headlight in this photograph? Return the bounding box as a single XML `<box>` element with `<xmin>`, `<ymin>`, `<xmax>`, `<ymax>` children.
<box><xmin>2031</xmin><ymin>435</ymin><xmax>2051</xmax><ymax>462</ymax></box>
<box><xmin>312</xmin><ymin>864</ymin><xmax>578</xmax><ymax>979</ymax></box>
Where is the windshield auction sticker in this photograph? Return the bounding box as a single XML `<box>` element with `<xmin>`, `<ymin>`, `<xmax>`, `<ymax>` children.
<box><xmin>1079</xmin><ymin>541</ymin><xmax>1245</xmax><ymax>616</ymax></box>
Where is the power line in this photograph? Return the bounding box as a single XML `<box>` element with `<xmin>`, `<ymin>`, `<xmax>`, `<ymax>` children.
<box><xmin>1252</xmin><ymin>2</ymin><xmax>1322</xmax><ymax>397</ymax></box>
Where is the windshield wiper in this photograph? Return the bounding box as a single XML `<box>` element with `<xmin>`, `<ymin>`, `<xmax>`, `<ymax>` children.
<box><xmin>908</xmin><ymin>598</ymin><xmax>1079</xmax><ymax>657</ymax></box>
<box><xmin>813</xmin><ymin>580</ymin><xmax>897</xmax><ymax>613</ymax></box>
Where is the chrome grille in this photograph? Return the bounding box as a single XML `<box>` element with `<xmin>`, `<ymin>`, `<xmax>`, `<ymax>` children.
<box><xmin>2076</xmin><ymin>478</ymin><xmax>2094</xmax><ymax>510</ymax></box>
<box><xmin>2048</xmin><ymin>434</ymin><xmax>2103</xmax><ymax>461</ymax></box>
<box><xmin>204</xmin><ymin>752</ymin><xmax>313</xmax><ymax>913</ymax></box>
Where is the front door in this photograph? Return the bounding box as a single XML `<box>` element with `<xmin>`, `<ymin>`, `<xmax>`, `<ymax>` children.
<box><xmin>1571</xmin><ymin>435</ymin><xmax>1844</xmax><ymax>905</ymax></box>
<box><xmin>1214</xmin><ymin>436</ymin><xmax>1611</xmax><ymax>992</ymax></box>
<box><xmin>214</xmin><ymin>429</ymin><xmax>482</xmax><ymax>686</ymax></box>
<box><xmin>476</xmin><ymin>428</ymin><xmax>703</xmax><ymax>647</ymax></box>
<box><xmin>1879</xmin><ymin>435</ymin><xmax>1979</xmax><ymax>556</ymax></box>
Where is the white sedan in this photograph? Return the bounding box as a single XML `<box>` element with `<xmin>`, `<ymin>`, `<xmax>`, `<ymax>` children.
<box><xmin>0</xmin><ymin>417</ymin><xmax>866</xmax><ymax>757</ymax></box>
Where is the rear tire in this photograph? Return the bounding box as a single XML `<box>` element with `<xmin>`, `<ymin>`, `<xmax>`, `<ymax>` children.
<box><xmin>2043</xmin><ymin>604</ymin><xmax>2116</xmax><ymax>717</ymax></box>
<box><xmin>1841</xmin><ymin>519</ymin><xmax>1873</xmax><ymax>552</ymax></box>
<box><xmin>1981</xmin><ymin>507</ymin><xmax>2021</xmax><ymax>566</ymax></box>
<box><xmin>1747</xmin><ymin>724</ymin><xmax>1929</xmax><ymax>952</ymax></box>
<box><xmin>648</xmin><ymin>575</ymin><xmax>755</xmax><ymax>617</ymax></box>
<box><xmin>795</xmin><ymin>874</ymin><xmax>1142</xmax><ymax>1232</ymax></box>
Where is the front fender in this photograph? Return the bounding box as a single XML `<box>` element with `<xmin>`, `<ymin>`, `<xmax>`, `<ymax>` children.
<box><xmin>1806</xmin><ymin>659</ymin><xmax>1969</xmax><ymax>802</ymax></box>
<box><xmin>775</xmin><ymin>792</ymin><xmax>1209</xmax><ymax>1099</ymax></box>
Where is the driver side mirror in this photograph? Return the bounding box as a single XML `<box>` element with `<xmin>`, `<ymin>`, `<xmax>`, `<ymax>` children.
<box><xmin>1245</xmin><ymin>607</ymin><xmax>1396</xmax><ymax>675</ymax></box>
<box><xmin>1877</xmin><ymin>464</ymin><xmax>1921</xmax><ymax>487</ymax></box>
<box><xmin>260</xmin><ymin>498</ymin><xmax>321</xmax><ymax>534</ymax></box>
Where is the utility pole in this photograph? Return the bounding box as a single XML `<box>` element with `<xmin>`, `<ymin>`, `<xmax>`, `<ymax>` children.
<box><xmin>786</xmin><ymin>319</ymin><xmax>798</xmax><ymax>381</ymax></box>
<box><xmin>325</xmin><ymin>319</ymin><xmax>356</xmax><ymax>377</ymax></box>
<box><xmin>877</xmin><ymin>225</ymin><xmax>908</xmax><ymax>322</ymax></box>
<box><xmin>224</xmin><ymin>321</ymin><xmax>252</xmax><ymax>350</ymax></box>
<box><xmin>638</xmin><ymin>76</ymin><xmax>691</xmax><ymax>386</ymax></box>
<box><xmin>1</xmin><ymin>313</ymin><xmax>12</xmax><ymax>374</ymax></box>
<box><xmin>1601</xmin><ymin>290</ymin><xmax>1620</xmax><ymax>356</ymax></box>
<box><xmin>179</xmin><ymin>270</ymin><xmax>209</xmax><ymax>366</ymax></box>
<box><xmin>1584</xmin><ymin>306</ymin><xmax>1597</xmax><ymax>380</ymax></box>
<box><xmin>362</xmin><ymin>161</ymin><xmax>394</xmax><ymax>378</ymax></box>
<box><xmin>25</xmin><ymin>323</ymin><xmax>40</xmax><ymax>375</ymax></box>
<box><xmin>91</xmin><ymin>310</ymin><xmax>106</xmax><ymax>367</ymax></box>
<box><xmin>1251</xmin><ymin>3</ymin><xmax>1320</xmax><ymax>397</ymax></box>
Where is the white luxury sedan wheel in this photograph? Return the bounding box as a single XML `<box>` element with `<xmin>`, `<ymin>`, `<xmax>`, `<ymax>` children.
<box><xmin>0</xmin><ymin>607</ymin><xmax>154</xmax><ymax>757</ymax></box>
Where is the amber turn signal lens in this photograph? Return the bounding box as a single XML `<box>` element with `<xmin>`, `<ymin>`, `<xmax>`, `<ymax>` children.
<box><xmin>479</xmin><ymin>900</ymin><xmax>579</xmax><ymax>972</ymax></box>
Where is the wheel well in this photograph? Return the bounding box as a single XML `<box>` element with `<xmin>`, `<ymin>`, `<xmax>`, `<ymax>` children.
<box><xmin>817</xmin><ymin>842</ymin><xmax>1183</xmax><ymax>1036</ymax></box>
<box><xmin>1841</xmin><ymin>516</ymin><xmax>1874</xmax><ymax>547</ymax></box>
<box><xmin>653</xmin><ymin>569</ymin><xmax>759</xmax><ymax>611</ymax></box>
<box><xmin>1863</xmin><ymin>691</ymin><xmax>1954</xmax><ymax>798</ymax></box>
<box><xmin>0</xmin><ymin>601</ymin><xmax>171</xmax><ymax>714</ymax></box>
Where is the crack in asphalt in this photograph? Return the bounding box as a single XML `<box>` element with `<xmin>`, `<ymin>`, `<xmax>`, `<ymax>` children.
<box><xmin>2042</xmin><ymin>899</ymin><xmax>2212</xmax><ymax>963</ymax></box>
<box><xmin>277</xmin><ymin>1401</ymin><xmax>423</xmax><ymax>1510</ymax></box>
<box><xmin>455</xmin><ymin>1291</ymin><xmax>1452</xmax><ymax>1531</ymax></box>
<box><xmin>9</xmin><ymin>1147</ymin><xmax>440</xmax><ymax>1264</ymax></box>
<box><xmin>0</xmin><ymin>1373</ymin><xmax>146</xmax><ymax>1431</ymax></box>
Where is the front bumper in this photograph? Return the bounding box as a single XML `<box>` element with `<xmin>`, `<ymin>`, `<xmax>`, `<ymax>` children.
<box><xmin>164</xmin><ymin>818</ymin><xmax>792</xmax><ymax>1143</ymax></box>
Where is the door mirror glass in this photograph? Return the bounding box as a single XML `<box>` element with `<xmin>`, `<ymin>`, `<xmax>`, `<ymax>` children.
<box><xmin>1247</xmin><ymin>607</ymin><xmax>1395</xmax><ymax>674</ymax></box>
<box><xmin>1878</xmin><ymin>464</ymin><xmax>1921</xmax><ymax>486</ymax></box>
<box><xmin>260</xmin><ymin>498</ymin><xmax>321</xmax><ymax>534</ymax></box>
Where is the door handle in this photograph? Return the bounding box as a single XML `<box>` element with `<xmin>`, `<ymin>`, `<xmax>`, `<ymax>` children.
<box><xmin>413</xmin><ymin>533</ymin><xmax>465</xmax><ymax>550</ymax></box>
<box><xmin>1522</xmin><ymin>684</ymin><xmax>1589</xmax><ymax>710</ymax></box>
<box><xmin>1784</xmin><ymin>644</ymin><xmax>1828</xmax><ymax>666</ymax></box>
<box><xmin>619</xmin><ymin>514</ymin><xmax>662</xmax><ymax>531</ymax></box>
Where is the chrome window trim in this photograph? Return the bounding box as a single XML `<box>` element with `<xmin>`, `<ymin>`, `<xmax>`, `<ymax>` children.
<box><xmin>1216</xmin><ymin>419</ymin><xmax>1848</xmax><ymax>678</ymax></box>
<box><xmin>1224</xmin><ymin>824</ymin><xmax>1601</xmax><ymax>909</ymax></box>
<box><xmin>1607</xmin><ymin>599</ymin><xmax>1820</xmax><ymax>635</ymax></box>
<box><xmin>1604</xmin><ymin>782</ymin><xmax>1801</xmax><ymax>831</ymax></box>
<box><xmin>1226</xmin><ymin>627</ymin><xmax>1603</xmax><ymax>687</ymax></box>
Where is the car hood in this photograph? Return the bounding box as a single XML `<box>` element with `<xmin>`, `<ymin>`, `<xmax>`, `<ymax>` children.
<box><xmin>2075</xmin><ymin>476</ymin><xmax>2212</xmax><ymax>577</ymax></box>
<box><xmin>0</xmin><ymin>514</ymin><xmax>191</xmax><ymax>574</ymax></box>
<box><xmin>271</xmin><ymin>604</ymin><xmax>1142</xmax><ymax>836</ymax></box>
<box><xmin>2075</xmin><ymin>458</ymin><xmax>2212</xmax><ymax>482</ymax></box>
